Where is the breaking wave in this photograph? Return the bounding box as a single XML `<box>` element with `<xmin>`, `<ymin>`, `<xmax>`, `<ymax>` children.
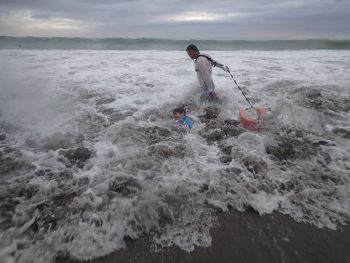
<box><xmin>0</xmin><ymin>49</ymin><xmax>349</xmax><ymax>263</ymax></box>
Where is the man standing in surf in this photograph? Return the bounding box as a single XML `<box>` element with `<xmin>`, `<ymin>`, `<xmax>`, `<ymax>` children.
<box><xmin>186</xmin><ymin>44</ymin><xmax>219</xmax><ymax>104</ymax></box>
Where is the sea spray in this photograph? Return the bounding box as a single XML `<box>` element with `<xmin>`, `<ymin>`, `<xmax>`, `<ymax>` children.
<box><xmin>0</xmin><ymin>49</ymin><xmax>349</xmax><ymax>263</ymax></box>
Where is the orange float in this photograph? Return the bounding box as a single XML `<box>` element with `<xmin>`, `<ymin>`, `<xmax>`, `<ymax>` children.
<box><xmin>239</xmin><ymin>107</ymin><xmax>268</xmax><ymax>130</ymax></box>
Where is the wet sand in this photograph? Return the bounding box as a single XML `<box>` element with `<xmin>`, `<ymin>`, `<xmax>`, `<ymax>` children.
<box><xmin>60</xmin><ymin>210</ymin><xmax>350</xmax><ymax>263</ymax></box>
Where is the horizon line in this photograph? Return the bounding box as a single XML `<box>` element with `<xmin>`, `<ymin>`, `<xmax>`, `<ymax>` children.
<box><xmin>1</xmin><ymin>35</ymin><xmax>350</xmax><ymax>42</ymax></box>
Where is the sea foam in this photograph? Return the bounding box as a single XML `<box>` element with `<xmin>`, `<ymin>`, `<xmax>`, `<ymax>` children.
<box><xmin>0</xmin><ymin>49</ymin><xmax>349</xmax><ymax>262</ymax></box>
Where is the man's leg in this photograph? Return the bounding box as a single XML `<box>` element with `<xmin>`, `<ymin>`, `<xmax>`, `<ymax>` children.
<box><xmin>209</xmin><ymin>91</ymin><xmax>219</xmax><ymax>103</ymax></box>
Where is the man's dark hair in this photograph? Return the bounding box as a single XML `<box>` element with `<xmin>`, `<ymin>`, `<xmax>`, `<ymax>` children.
<box><xmin>173</xmin><ymin>107</ymin><xmax>187</xmax><ymax>115</ymax></box>
<box><xmin>186</xmin><ymin>44</ymin><xmax>199</xmax><ymax>52</ymax></box>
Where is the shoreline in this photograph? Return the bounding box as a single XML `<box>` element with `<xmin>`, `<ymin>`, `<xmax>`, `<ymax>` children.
<box><xmin>59</xmin><ymin>210</ymin><xmax>350</xmax><ymax>263</ymax></box>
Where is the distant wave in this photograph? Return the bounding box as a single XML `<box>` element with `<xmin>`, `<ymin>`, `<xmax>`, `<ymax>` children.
<box><xmin>0</xmin><ymin>36</ymin><xmax>350</xmax><ymax>50</ymax></box>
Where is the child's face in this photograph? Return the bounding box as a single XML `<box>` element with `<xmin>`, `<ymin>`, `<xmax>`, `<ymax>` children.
<box><xmin>173</xmin><ymin>112</ymin><xmax>183</xmax><ymax>120</ymax></box>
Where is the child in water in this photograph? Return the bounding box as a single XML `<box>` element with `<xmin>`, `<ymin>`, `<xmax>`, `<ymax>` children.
<box><xmin>173</xmin><ymin>107</ymin><xmax>193</xmax><ymax>129</ymax></box>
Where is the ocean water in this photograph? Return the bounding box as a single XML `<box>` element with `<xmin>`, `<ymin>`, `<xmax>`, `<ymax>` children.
<box><xmin>1</xmin><ymin>36</ymin><xmax>350</xmax><ymax>50</ymax></box>
<box><xmin>0</xmin><ymin>49</ymin><xmax>350</xmax><ymax>263</ymax></box>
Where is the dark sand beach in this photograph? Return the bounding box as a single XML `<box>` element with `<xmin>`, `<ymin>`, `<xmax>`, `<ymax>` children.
<box><xmin>61</xmin><ymin>210</ymin><xmax>350</xmax><ymax>263</ymax></box>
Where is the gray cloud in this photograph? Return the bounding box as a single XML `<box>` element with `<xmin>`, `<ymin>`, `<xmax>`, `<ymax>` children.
<box><xmin>0</xmin><ymin>0</ymin><xmax>349</xmax><ymax>39</ymax></box>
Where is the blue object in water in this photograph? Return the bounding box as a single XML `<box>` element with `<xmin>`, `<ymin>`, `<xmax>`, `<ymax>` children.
<box><xmin>176</xmin><ymin>116</ymin><xmax>193</xmax><ymax>129</ymax></box>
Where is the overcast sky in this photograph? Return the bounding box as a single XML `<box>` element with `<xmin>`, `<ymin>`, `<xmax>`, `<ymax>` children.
<box><xmin>0</xmin><ymin>0</ymin><xmax>349</xmax><ymax>40</ymax></box>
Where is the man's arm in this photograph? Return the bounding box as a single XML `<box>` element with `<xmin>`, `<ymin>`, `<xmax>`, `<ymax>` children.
<box><xmin>216</xmin><ymin>63</ymin><xmax>230</xmax><ymax>72</ymax></box>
